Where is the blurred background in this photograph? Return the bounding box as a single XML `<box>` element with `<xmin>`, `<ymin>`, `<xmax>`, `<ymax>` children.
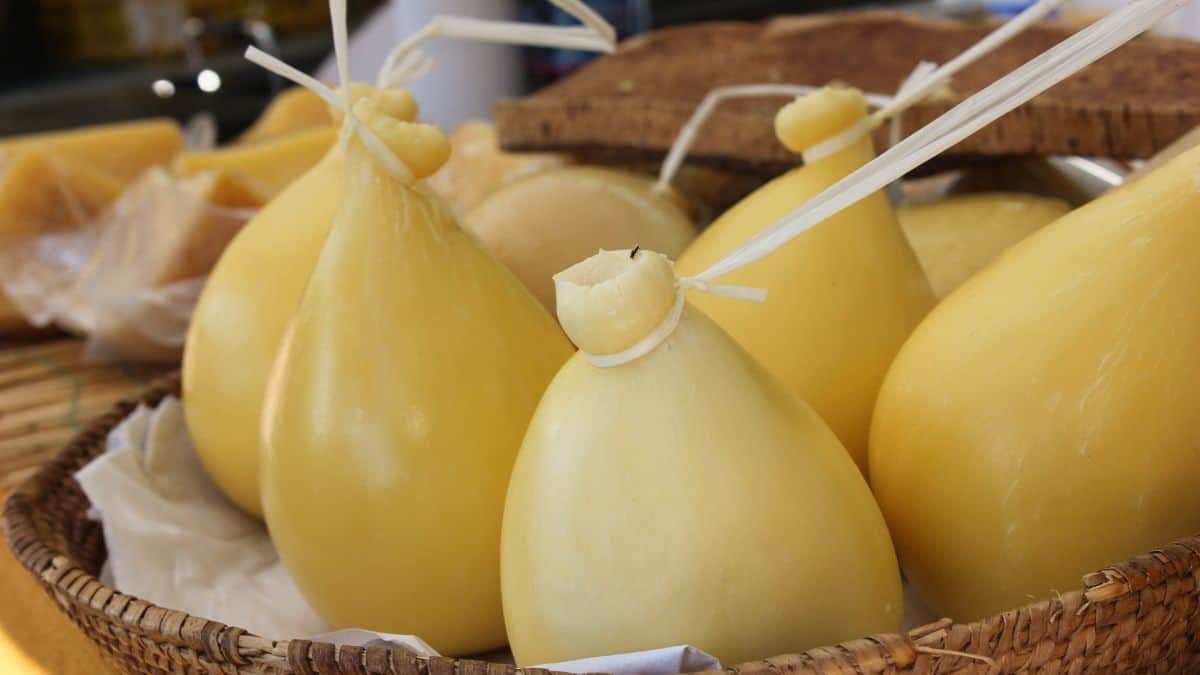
<box><xmin>0</xmin><ymin>0</ymin><xmax>1197</xmax><ymax>137</ymax></box>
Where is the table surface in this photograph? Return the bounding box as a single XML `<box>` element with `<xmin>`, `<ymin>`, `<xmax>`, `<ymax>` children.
<box><xmin>1</xmin><ymin>485</ymin><xmax>120</xmax><ymax>674</ymax></box>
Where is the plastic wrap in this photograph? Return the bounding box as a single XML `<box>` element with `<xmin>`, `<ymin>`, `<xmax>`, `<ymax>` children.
<box><xmin>0</xmin><ymin>168</ymin><xmax>256</xmax><ymax>362</ymax></box>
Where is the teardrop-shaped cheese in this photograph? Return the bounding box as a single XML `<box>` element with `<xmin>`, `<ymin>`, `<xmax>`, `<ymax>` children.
<box><xmin>184</xmin><ymin>86</ymin><xmax>417</xmax><ymax>517</ymax></box>
<box><xmin>465</xmin><ymin>166</ymin><xmax>696</xmax><ymax>311</ymax></box>
<box><xmin>870</xmin><ymin>143</ymin><xmax>1200</xmax><ymax>621</ymax></box>
<box><xmin>261</xmin><ymin>96</ymin><xmax>571</xmax><ymax>654</ymax></box>
<box><xmin>675</xmin><ymin>88</ymin><xmax>934</xmax><ymax>473</ymax></box>
<box><xmin>502</xmin><ymin>249</ymin><xmax>901</xmax><ymax>666</ymax></box>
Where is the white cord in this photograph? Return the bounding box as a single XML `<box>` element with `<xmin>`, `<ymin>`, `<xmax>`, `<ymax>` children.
<box><xmin>694</xmin><ymin>0</ymin><xmax>1193</xmax><ymax>285</ymax></box>
<box><xmin>583</xmin><ymin>277</ymin><xmax>765</xmax><ymax>368</ymax></box>
<box><xmin>378</xmin><ymin>0</ymin><xmax>617</xmax><ymax>88</ymax></box>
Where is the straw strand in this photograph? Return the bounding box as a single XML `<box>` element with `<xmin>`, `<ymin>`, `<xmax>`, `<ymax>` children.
<box><xmin>695</xmin><ymin>0</ymin><xmax>1192</xmax><ymax>284</ymax></box>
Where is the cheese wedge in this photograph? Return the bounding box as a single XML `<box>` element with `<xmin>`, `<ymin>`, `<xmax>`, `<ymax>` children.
<box><xmin>0</xmin><ymin>150</ymin><xmax>124</xmax><ymax>236</ymax></box>
<box><xmin>0</xmin><ymin>118</ymin><xmax>183</xmax><ymax>183</ymax></box>
<box><xmin>173</xmin><ymin>126</ymin><xmax>337</xmax><ymax>202</ymax></box>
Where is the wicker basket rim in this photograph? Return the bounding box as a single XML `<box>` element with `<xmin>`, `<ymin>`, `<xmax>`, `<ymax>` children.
<box><xmin>5</xmin><ymin>372</ymin><xmax>1200</xmax><ymax>674</ymax></box>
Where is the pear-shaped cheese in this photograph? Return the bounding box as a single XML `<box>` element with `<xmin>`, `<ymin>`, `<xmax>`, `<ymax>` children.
<box><xmin>429</xmin><ymin>120</ymin><xmax>568</xmax><ymax>216</ymax></box>
<box><xmin>465</xmin><ymin>166</ymin><xmax>696</xmax><ymax>311</ymax></box>
<box><xmin>898</xmin><ymin>192</ymin><xmax>1071</xmax><ymax>298</ymax></box>
<box><xmin>871</xmin><ymin>143</ymin><xmax>1200</xmax><ymax>621</ymax></box>
<box><xmin>183</xmin><ymin>87</ymin><xmax>417</xmax><ymax>517</ymax></box>
<box><xmin>502</xmin><ymin>249</ymin><xmax>901</xmax><ymax>666</ymax></box>
<box><xmin>676</xmin><ymin>88</ymin><xmax>933</xmax><ymax>473</ymax></box>
<box><xmin>261</xmin><ymin>97</ymin><xmax>571</xmax><ymax>655</ymax></box>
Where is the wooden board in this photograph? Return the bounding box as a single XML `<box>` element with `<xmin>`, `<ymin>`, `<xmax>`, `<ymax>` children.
<box><xmin>495</xmin><ymin>11</ymin><xmax>1200</xmax><ymax>174</ymax></box>
<box><xmin>0</xmin><ymin>338</ymin><xmax>170</xmax><ymax>482</ymax></box>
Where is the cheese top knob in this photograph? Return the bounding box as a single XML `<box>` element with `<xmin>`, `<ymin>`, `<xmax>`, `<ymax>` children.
<box><xmin>350</xmin><ymin>96</ymin><xmax>450</xmax><ymax>179</ymax></box>
<box><xmin>774</xmin><ymin>86</ymin><xmax>869</xmax><ymax>154</ymax></box>
<box><xmin>555</xmin><ymin>249</ymin><xmax>678</xmax><ymax>357</ymax></box>
<box><xmin>330</xmin><ymin>85</ymin><xmax>419</xmax><ymax>125</ymax></box>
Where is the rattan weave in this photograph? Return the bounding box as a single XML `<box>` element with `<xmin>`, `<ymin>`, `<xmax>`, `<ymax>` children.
<box><xmin>5</xmin><ymin>373</ymin><xmax>1200</xmax><ymax>674</ymax></box>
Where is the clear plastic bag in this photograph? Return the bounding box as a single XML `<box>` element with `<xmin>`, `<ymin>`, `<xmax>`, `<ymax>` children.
<box><xmin>0</xmin><ymin>167</ymin><xmax>256</xmax><ymax>362</ymax></box>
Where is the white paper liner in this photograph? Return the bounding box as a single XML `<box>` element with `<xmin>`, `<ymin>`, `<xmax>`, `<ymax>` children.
<box><xmin>76</xmin><ymin>397</ymin><xmax>728</xmax><ymax>671</ymax></box>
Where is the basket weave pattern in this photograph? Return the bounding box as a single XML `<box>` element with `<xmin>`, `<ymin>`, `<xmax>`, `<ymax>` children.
<box><xmin>5</xmin><ymin>374</ymin><xmax>1200</xmax><ymax>674</ymax></box>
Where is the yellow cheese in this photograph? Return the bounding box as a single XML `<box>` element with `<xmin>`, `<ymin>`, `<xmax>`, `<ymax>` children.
<box><xmin>502</xmin><ymin>249</ymin><xmax>901</xmax><ymax>666</ymax></box>
<box><xmin>428</xmin><ymin>120</ymin><xmax>568</xmax><ymax>216</ymax></box>
<box><xmin>173</xmin><ymin>126</ymin><xmax>337</xmax><ymax>202</ymax></box>
<box><xmin>464</xmin><ymin>166</ymin><xmax>696</xmax><ymax>311</ymax></box>
<box><xmin>184</xmin><ymin>87</ymin><xmax>419</xmax><ymax>518</ymax></box>
<box><xmin>260</xmin><ymin>93</ymin><xmax>571</xmax><ymax>655</ymax></box>
<box><xmin>870</xmin><ymin>143</ymin><xmax>1200</xmax><ymax>621</ymax></box>
<box><xmin>0</xmin><ymin>118</ymin><xmax>183</xmax><ymax>183</ymax></box>
<box><xmin>0</xmin><ymin>150</ymin><xmax>125</xmax><ymax>236</ymax></box>
<box><xmin>898</xmin><ymin>192</ymin><xmax>1071</xmax><ymax>298</ymax></box>
<box><xmin>239</xmin><ymin>87</ymin><xmax>332</xmax><ymax>143</ymax></box>
<box><xmin>676</xmin><ymin>88</ymin><xmax>934</xmax><ymax>472</ymax></box>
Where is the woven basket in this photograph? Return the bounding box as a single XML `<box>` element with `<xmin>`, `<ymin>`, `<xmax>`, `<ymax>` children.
<box><xmin>5</xmin><ymin>373</ymin><xmax>1200</xmax><ymax>674</ymax></box>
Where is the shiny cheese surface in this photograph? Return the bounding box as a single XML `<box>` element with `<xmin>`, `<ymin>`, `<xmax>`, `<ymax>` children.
<box><xmin>871</xmin><ymin>143</ymin><xmax>1200</xmax><ymax>621</ymax></box>
<box><xmin>183</xmin><ymin>87</ymin><xmax>419</xmax><ymax>517</ymax></box>
<box><xmin>261</xmin><ymin>99</ymin><xmax>571</xmax><ymax>655</ymax></box>
<box><xmin>676</xmin><ymin>88</ymin><xmax>934</xmax><ymax>473</ymax></box>
<box><xmin>502</xmin><ymin>250</ymin><xmax>901</xmax><ymax>666</ymax></box>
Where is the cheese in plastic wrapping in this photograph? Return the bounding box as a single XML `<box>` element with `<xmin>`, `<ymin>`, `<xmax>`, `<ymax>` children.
<box><xmin>501</xmin><ymin>248</ymin><xmax>901</xmax><ymax>666</ymax></box>
<box><xmin>0</xmin><ymin>168</ymin><xmax>258</xmax><ymax>362</ymax></box>
<box><xmin>464</xmin><ymin>166</ymin><xmax>696</xmax><ymax>311</ymax></box>
<box><xmin>675</xmin><ymin>87</ymin><xmax>934</xmax><ymax>472</ymax></box>
<box><xmin>0</xmin><ymin>149</ymin><xmax>125</xmax><ymax>236</ymax></box>
<box><xmin>870</xmin><ymin>142</ymin><xmax>1200</xmax><ymax>621</ymax></box>
<box><xmin>183</xmin><ymin>86</ymin><xmax>416</xmax><ymax>518</ymax></box>
<box><xmin>260</xmin><ymin>92</ymin><xmax>572</xmax><ymax>654</ymax></box>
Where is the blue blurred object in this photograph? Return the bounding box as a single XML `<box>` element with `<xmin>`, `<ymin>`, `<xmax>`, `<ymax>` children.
<box><xmin>986</xmin><ymin>0</ymin><xmax>1057</xmax><ymax>18</ymax></box>
<box><xmin>521</xmin><ymin>0</ymin><xmax>651</xmax><ymax>84</ymax></box>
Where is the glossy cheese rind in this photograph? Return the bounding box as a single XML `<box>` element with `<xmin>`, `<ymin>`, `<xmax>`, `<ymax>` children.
<box><xmin>676</xmin><ymin>89</ymin><xmax>934</xmax><ymax>473</ymax></box>
<box><xmin>870</xmin><ymin>144</ymin><xmax>1200</xmax><ymax>621</ymax></box>
<box><xmin>261</xmin><ymin>119</ymin><xmax>571</xmax><ymax>654</ymax></box>
<box><xmin>503</xmin><ymin>250</ymin><xmax>902</xmax><ymax>666</ymax></box>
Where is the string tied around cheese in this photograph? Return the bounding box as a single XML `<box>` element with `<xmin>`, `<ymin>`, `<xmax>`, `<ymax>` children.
<box><xmin>582</xmin><ymin>268</ymin><xmax>766</xmax><ymax>369</ymax></box>
<box><xmin>245</xmin><ymin>0</ymin><xmax>417</xmax><ymax>183</ymax></box>
<box><xmin>378</xmin><ymin>0</ymin><xmax>616</xmax><ymax>88</ymax></box>
<box><xmin>607</xmin><ymin>0</ymin><xmax>1186</xmax><ymax>368</ymax></box>
<box><xmin>653</xmin><ymin>0</ymin><xmax>1070</xmax><ymax>196</ymax></box>
<box><xmin>691</xmin><ymin>0</ymin><xmax>1193</xmax><ymax>288</ymax></box>
<box><xmin>245</xmin><ymin>0</ymin><xmax>616</xmax><ymax>183</ymax></box>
